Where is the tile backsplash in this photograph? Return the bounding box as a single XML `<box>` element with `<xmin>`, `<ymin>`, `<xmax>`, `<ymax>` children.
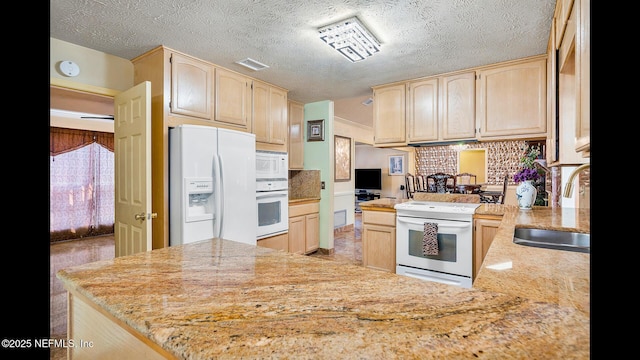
<box><xmin>414</xmin><ymin>140</ymin><xmax>533</xmax><ymax>186</ymax></box>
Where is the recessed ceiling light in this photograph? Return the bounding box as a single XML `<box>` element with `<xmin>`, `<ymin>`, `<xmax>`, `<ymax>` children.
<box><xmin>318</xmin><ymin>16</ymin><xmax>381</xmax><ymax>63</ymax></box>
<box><xmin>235</xmin><ymin>58</ymin><xmax>270</xmax><ymax>71</ymax></box>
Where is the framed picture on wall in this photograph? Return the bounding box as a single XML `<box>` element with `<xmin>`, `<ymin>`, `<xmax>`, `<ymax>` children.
<box><xmin>334</xmin><ymin>135</ymin><xmax>351</xmax><ymax>181</ymax></box>
<box><xmin>307</xmin><ymin>119</ymin><xmax>324</xmax><ymax>141</ymax></box>
<box><xmin>389</xmin><ymin>155</ymin><xmax>405</xmax><ymax>175</ymax></box>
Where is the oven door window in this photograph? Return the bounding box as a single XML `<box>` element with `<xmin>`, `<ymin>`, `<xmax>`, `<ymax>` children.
<box><xmin>407</xmin><ymin>231</ymin><xmax>457</xmax><ymax>262</ymax></box>
<box><xmin>258</xmin><ymin>200</ymin><xmax>282</xmax><ymax>226</ymax></box>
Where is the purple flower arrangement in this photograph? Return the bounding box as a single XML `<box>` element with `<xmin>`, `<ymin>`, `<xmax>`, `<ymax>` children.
<box><xmin>513</xmin><ymin>145</ymin><xmax>543</xmax><ymax>183</ymax></box>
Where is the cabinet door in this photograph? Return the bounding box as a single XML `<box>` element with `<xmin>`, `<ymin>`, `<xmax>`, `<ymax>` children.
<box><xmin>575</xmin><ymin>0</ymin><xmax>589</xmax><ymax>155</ymax></box>
<box><xmin>214</xmin><ymin>67</ymin><xmax>251</xmax><ymax>130</ymax></box>
<box><xmin>170</xmin><ymin>53</ymin><xmax>213</xmax><ymax>120</ymax></box>
<box><xmin>288</xmin><ymin>215</ymin><xmax>305</xmax><ymax>255</ymax></box>
<box><xmin>373</xmin><ymin>83</ymin><xmax>406</xmax><ymax>145</ymax></box>
<box><xmin>253</xmin><ymin>80</ymin><xmax>270</xmax><ymax>143</ymax></box>
<box><xmin>288</xmin><ymin>100</ymin><xmax>304</xmax><ymax>169</ymax></box>
<box><xmin>305</xmin><ymin>213</ymin><xmax>319</xmax><ymax>253</ymax></box>
<box><xmin>362</xmin><ymin>223</ymin><xmax>396</xmax><ymax>273</ymax></box>
<box><xmin>407</xmin><ymin>78</ymin><xmax>439</xmax><ymax>143</ymax></box>
<box><xmin>476</xmin><ymin>58</ymin><xmax>547</xmax><ymax>139</ymax></box>
<box><xmin>473</xmin><ymin>218</ymin><xmax>501</xmax><ymax>279</ymax></box>
<box><xmin>440</xmin><ymin>72</ymin><xmax>477</xmax><ymax>140</ymax></box>
<box><xmin>253</xmin><ymin>80</ymin><xmax>288</xmax><ymax>146</ymax></box>
<box><xmin>269</xmin><ymin>86</ymin><xmax>288</xmax><ymax>145</ymax></box>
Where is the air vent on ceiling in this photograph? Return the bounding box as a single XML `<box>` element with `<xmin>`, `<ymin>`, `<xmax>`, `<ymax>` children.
<box><xmin>235</xmin><ymin>58</ymin><xmax>270</xmax><ymax>71</ymax></box>
<box><xmin>361</xmin><ymin>97</ymin><xmax>374</xmax><ymax>106</ymax></box>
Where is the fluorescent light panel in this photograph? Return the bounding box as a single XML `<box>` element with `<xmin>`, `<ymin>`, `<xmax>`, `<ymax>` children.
<box><xmin>318</xmin><ymin>17</ymin><xmax>380</xmax><ymax>62</ymax></box>
<box><xmin>235</xmin><ymin>58</ymin><xmax>269</xmax><ymax>71</ymax></box>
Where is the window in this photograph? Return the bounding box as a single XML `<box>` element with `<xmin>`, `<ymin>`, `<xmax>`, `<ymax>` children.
<box><xmin>50</xmin><ymin>128</ymin><xmax>114</xmax><ymax>241</ymax></box>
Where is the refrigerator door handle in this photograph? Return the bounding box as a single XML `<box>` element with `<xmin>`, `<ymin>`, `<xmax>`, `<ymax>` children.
<box><xmin>214</xmin><ymin>153</ymin><xmax>224</xmax><ymax>238</ymax></box>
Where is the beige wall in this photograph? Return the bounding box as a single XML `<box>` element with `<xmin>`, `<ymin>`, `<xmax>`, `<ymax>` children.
<box><xmin>50</xmin><ymin>38</ymin><xmax>134</xmax><ymax>92</ymax></box>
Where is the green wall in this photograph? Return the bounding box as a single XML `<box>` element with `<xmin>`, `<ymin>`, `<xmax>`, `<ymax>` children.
<box><xmin>303</xmin><ymin>101</ymin><xmax>334</xmax><ymax>250</ymax></box>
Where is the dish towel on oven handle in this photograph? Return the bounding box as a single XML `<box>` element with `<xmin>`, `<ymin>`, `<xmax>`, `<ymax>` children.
<box><xmin>423</xmin><ymin>222</ymin><xmax>439</xmax><ymax>256</ymax></box>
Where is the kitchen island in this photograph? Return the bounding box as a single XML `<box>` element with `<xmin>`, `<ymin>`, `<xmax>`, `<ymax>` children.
<box><xmin>57</xmin><ymin>204</ymin><xmax>589</xmax><ymax>359</ymax></box>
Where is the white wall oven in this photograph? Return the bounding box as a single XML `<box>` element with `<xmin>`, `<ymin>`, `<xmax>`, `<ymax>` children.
<box><xmin>256</xmin><ymin>151</ymin><xmax>289</xmax><ymax>239</ymax></box>
<box><xmin>394</xmin><ymin>201</ymin><xmax>480</xmax><ymax>288</ymax></box>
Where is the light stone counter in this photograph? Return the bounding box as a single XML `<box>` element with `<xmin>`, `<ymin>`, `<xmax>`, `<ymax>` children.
<box><xmin>58</xmin><ymin>211</ymin><xmax>590</xmax><ymax>359</ymax></box>
<box><xmin>473</xmin><ymin>206</ymin><xmax>590</xmax><ymax>317</ymax></box>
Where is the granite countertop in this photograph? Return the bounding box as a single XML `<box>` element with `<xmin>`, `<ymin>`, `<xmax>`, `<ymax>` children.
<box><xmin>289</xmin><ymin>197</ymin><xmax>321</xmax><ymax>204</ymax></box>
<box><xmin>57</xmin><ymin>203</ymin><xmax>590</xmax><ymax>358</ymax></box>
<box><xmin>473</xmin><ymin>206</ymin><xmax>590</xmax><ymax>316</ymax></box>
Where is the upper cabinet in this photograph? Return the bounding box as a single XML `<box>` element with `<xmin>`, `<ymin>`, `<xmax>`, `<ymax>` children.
<box><xmin>288</xmin><ymin>100</ymin><xmax>304</xmax><ymax>170</ymax></box>
<box><xmin>214</xmin><ymin>67</ymin><xmax>252</xmax><ymax>132</ymax></box>
<box><xmin>476</xmin><ymin>57</ymin><xmax>547</xmax><ymax>140</ymax></box>
<box><xmin>406</xmin><ymin>78</ymin><xmax>438</xmax><ymax>143</ymax></box>
<box><xmin>547</xmin><ymin>0</ymin><xmax>589</xmax><ymax>165</ymax></box>
<box><xmin>253</xmin><ymin>80</ymin><xmax>288</xmax><ymax>152</ymax></box>
<box><xmin>575</xmin><ymin>0</ymin><xmax>589</xmax><ymax>156</ymax></box>
<box><xmin>373</xmin><ymin>56</ymin><xmax>547</xmax><ymax>147</ymax></box>
<box><xmin>170</xmin><ymin>53</ymin><xmax>213</xmax><ymax>120</ymax></box>
<box><xmin>440</xmin><ymin>71</ymin><xmax>477</xmax><ymax>141</ymax></box>
<box><xmin>372</xmin><ymin>83</ymin><xmax>406</xmax><ymax>146</ymax></box>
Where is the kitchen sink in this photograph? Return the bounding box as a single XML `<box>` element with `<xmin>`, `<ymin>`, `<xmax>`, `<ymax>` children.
<box><xmin>513</xmin><ymin>228</ymin><xmax>590</xmax><ymax>253</ymax></box>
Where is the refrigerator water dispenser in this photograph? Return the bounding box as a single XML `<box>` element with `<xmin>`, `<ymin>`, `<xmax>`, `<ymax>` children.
<box><xmin>185</xmin><ymin>178</ymin><xmax>214</xmax><ymax>222</ymax></box>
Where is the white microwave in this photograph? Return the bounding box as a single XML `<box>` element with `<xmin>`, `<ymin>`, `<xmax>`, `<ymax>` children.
<box><xmin>256</xmin><ymin>151</ymin><xmax>288</xmax><ymax>182</ymax></box>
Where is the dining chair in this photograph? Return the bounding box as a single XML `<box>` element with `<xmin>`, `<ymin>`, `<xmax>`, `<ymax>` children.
<box><xmin>479</xmin><ymin>173</ymin><xmax>508</xmax><ymax>204</ymax></box>
<box><xmin>455</xmin><ymin>172</ymin><xmax>477</xmax><ymax>185</ymax></box>
<box><xmin>415</xmin><ymin>175</ymin><xmax>426</xmax><ymax>192</ymax></box>
<box><xmin>405</xmin><ymin>173</ymin><xmax>416</xmax><ymax>198</ymax></box>
<box><xmin>426</xmin><ymin>173</ymin><xmax>456</xmax><ymax>193</ymax></box>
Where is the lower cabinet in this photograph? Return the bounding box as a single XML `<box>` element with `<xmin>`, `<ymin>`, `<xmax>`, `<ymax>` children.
<box><xmin>473</xmin><ymin>214</ymin><xmax>503</xmax><ymax>280</ymax></box>
<box><xmin>257</xmin><ymin>233</ymin><xmax>289</xmax><ymax>252</ymax></box>
<box><xmin>362</xmin><ymin>210</ymin><xmax>396</xmax><ymax>273</ymax></box>
<box><xmin>288</xmin><ymin>201</ymin><xmax>320</xmax><ymax>255</ymax></box>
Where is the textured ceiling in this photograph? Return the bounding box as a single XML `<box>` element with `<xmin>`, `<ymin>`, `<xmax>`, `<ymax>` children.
<box><xmin>50</xmin><ymin>0</ymin><xmax>556</xmax><ymax>125</ymax></box>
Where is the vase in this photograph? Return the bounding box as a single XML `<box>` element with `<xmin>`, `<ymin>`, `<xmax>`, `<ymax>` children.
<box><xmin>515</xmin><ymin>180</ymin><xmax>537</xmax><ymax>209</ymax></box>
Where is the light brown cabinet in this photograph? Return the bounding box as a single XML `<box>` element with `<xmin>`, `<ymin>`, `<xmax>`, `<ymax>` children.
<box><xmin>257</xmin><ymin>233</ymin><xmax>289</xmax><ymax>252</ymax></box>
<box><xmin>362</xmin><ymin>210</ymin><xmax>396</xmax><ymax>273</ymax></box>
<box><xmin>476</xmin><ymin>57</ymin><xmax>547</xmax><ymax>140</ymax></box>
<box><xmin>288</xmin><ymin>201</ymin><xmax>320</xmax><ymax>255</ymax></box>
<box><xmin>406</xmin><ymin>77</ymin><xmax>439</xmax><ymax>143</ymax></box>
<box><xmin>547</xmin><ymin>0</ymin><xmax>589</xmax><ymax>166</ymax></box>
<box><xmin>170</xmin><ymin>53</ymin><xmax>213</xmax><ymax>120</ymax></box>
<box><xmin>214</xmin><ymin>67</ymin><xmax>252</xmax><ymax>131</ymax></box>
<box><xmin>253</xmin><ymin>80</ymin><xmax>288</xmax><ymax>152</ymax></box>
<box><xmin>574</xmin><ymin>0</ymin><xmax>589</xmax><ymax>156</ymax></box>
<box><xmin>288</xmin><ymin>100</ymin><xmax>304</xmax><ymax>170</ymax></box>
<box><xmin>440</xmin><ymin>71</ymin><xmax>477</xmax><ymax>141</ymax></box>
<box><xmin>372</xmin><ymin>83</ymin><xmax>406</xmax><ymax>146</ymax></box>
<box><xmin>473</xmin><ymin>215</ymin><xmax>502</xmax><ymax>280</ymax></box>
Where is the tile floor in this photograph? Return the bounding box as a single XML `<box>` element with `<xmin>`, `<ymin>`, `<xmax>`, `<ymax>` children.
<box><xmin>49</xmin><ymin>213</ymin><xmax>362</xmax><ymax>359</ymax></box>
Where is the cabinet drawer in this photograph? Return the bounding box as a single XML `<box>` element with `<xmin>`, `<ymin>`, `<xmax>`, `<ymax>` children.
<box><xmin>363</xmin><ymin>211</ymin><xmax>396</xmax><ymax>227</ymax></box>
<box><xmin>289</xmin><ymin>201</ymin><xmax>320</xmax><ymax>217</ymax></box>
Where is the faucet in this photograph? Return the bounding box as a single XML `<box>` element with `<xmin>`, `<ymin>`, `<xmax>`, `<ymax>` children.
<box><xmin>563</xmin><ymin>163</ymin><xmax>590</xmax><ymax>198</ymax></box>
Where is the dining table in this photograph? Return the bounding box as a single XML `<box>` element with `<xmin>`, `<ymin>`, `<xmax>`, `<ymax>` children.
<box><xmin>454</xmin><ymin>183</ymin><xmax>483</xmax><ymax>194</ymax></box>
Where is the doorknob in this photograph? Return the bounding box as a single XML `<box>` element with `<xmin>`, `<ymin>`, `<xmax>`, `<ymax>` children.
<box><xmin>135</xmin><ymin>212</ymin><xmax>158</xmax><ymax>221</ymax></box>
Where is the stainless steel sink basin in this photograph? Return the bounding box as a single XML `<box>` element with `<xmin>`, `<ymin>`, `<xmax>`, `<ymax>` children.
<box><xmin>513</xmin><ymin>228</ymin><xmax>590</xmax><ymax>253</ymax></box>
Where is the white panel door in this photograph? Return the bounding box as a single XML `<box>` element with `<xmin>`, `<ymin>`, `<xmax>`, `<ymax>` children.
<box><xmin>114</xmin><ymin>81</ymin><xmax>152</xmax><ymax>257</ymax></box>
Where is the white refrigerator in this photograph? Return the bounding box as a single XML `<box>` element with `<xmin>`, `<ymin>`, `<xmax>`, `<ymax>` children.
<box><xmin>169</xmin><ymin>125</ymin><xmax>256</xmax><ymax>246</ymax></box>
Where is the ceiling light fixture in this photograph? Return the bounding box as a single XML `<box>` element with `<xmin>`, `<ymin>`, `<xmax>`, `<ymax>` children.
<box><xmin>318</xmin><ymin>16</ymin><xmax>381</xmax><ymax>63</ymax></box>
<box><xmin>235</xmin><ymin>58</ymin><xmax>269</xmax><ymax>71</ymax></box>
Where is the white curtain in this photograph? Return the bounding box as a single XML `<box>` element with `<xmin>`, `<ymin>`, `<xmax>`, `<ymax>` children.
<box><xmin>50</xmin><ymin>142</ymin><xmax>114</xmax><ymax>240</ymax></box>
